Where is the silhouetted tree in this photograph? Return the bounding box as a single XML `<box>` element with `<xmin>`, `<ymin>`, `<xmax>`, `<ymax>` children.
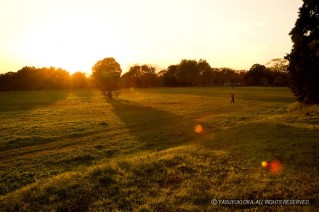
<box><xmin>210</xmin><ymin>68</ymin><xmax>223</xmax><ymax>84</ymax></box>
<box><xmin>245</xmin><ymin>64</ymin><xmax>268</xmax><ymax>86</ymax></box>
<box><xmin>285</xmin><ymin>0</ymin><xmax>319</xmax><ymax>104</ymax></box>
<box><xmin>71</xmin><ymin>72</ymin><xmax>89</xmax><ymax>89</ymax></box>
<box><xmin>142</xmin><ymin>65</ymin><xmax>159</xmax><ymax>87</ymax></box>
<box><xmin>237</xmin><ymin>70</ymin><xmax>246</xmax><ymax>85</ymax></box>
<box><xmin>53</xmin><ymin>68</ymin><xmax>70</xmax><ymax>89</ymax></box>
<box><xmin>161</xmin><ymin>65</ymin><xmax>179</xmax><ymax>86</ymax></box>
<box><xmin>175</xmin><ymin>59</ymin><xmax>199</xmax><ymax>86</ymax></box>
<box><xmin>0</xmin><ymin>72</ymin><xmax>16</xmax><ymax>90</ymax></box>
<box><xmin>266</xmin><ymin>58</ymin><xmax>289</xmax><ymax>73</ymax></box>
<box><xmin>15</xmin><ymin>67</ymin><xmax>30</xmax><ymax>90</ymax></box>
<box><xmin>121</xmin><ymin>64</ymin><xmax>158</xmax><ymax>88</ymax></box>
<box><xmin>273</xmin><ymin>74</ymin><xmax>288</xmax><ymax>86</ymax></box>
<box><xmin>266</xmin><ymin>58</ymin><xmax>289</xmax><ymax>86</ymax></box>
<box><xmin>122</xmin><ymin>65</ymin><xmax>142</xmax><ymax>88</ymax></box>
<box><xmin>156</xmin><ymin>69</ymin><xmax>166</xmax><ymax>86</ymax></box>
<box><xmin>220</xmin><ymin>68</ymin><xmax>238</xmax><ymax>85</ymax></box>
<box><xmin>92</xmin><ymin>57</ymin><xmax>122</xmax><ymax>98</ymax></box>
<box><xmin>159</xmin><ymin>60</ymin><xmax>244</xmax><ymax>87</ymax></box>
<box><xmin>0</xmin><ymin>66</ymin><xmax>77</xmax><ymax>91</ymax></box>
<box><xmin>197</xmin><ymin>59</ymin><xmax>212</xmax><ymax>85</ymax></box>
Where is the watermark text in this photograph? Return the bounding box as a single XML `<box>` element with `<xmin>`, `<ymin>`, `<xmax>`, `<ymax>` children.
<box><xmin>211</xmin><ymin>199</ymin><xmax>311</xmax><ymax>206</ymax></box>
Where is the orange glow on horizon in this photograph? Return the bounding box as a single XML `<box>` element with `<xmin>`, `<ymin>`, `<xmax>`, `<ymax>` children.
<box><xmin>0</xmin><ymin>0</ymin><xmax>302</xmax><ymax>74</ymax></box>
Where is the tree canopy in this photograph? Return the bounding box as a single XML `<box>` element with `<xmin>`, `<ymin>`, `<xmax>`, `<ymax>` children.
<box><xmin>0</xmin><ymin>57</ymin><xmax>290</xmax><ymax>91</ymax></box>
<box><xmin>286</xmin><ymin>0</ymin><xmax>319</xmax><ymax>104</ymax></box>
<box><xmin>0</xmin><ymin>66</ymin><xmax>90</xmax><ymax>91</ymax></box>
<box><xmin>175</xmin><ymin>59</ymin><xmax>199</xmax><ymax>86</ymax></box>
<box><xmin>121</xmin><ymin>65</ymin><xmax>159</xmax><ymax>88</ymax></box>
<box><xmin>92</xmin><ymin>57</ymin><xmax>122</xmax><ymax>98</ymax></box>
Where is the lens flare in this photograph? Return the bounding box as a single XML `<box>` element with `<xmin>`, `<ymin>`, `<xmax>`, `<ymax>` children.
<box><xmin>261</xmin><ymin>161</ymin><xmax>268</xmax><ymax>168</ymax></box>
<box><xmin>261</xmin><ymin>159</ymin><xmax>283</xmax><ymax>174</ymax></box>
<box><xmin>269</xmin><ymin>160</ymin><xmax>283</xmax><ymax>174</ymax></box>
<box><xmin>194</xmin><ymin>125</ymin><xmax>203</xmax><ymax>134</ymax></box>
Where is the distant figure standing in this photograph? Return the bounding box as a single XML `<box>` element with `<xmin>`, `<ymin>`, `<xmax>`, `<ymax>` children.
<box><xmin>231</xmin><ymin>93</ymin><xmax>235</xmax><ymax>103</ymax></box>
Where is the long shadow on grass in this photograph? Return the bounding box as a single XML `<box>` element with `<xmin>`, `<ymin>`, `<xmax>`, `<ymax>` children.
<box><xmin>109</xmin><ymin>98</ymin><xmax>196</xmax><ymax>150</ymax></box>
<box><xmin>202</xmin><ymin>123</ymin><xmax>319</xmax><ymax>169</ymax></box>
<box><xmin>199</xmin><ymin>123</ymin><xmax>319</xmax><ymax>203</ymax></box>
<box><xmin>0</xmin><ymin>90</ymin><xmax>69</xmax><ymax>111</ymax></box>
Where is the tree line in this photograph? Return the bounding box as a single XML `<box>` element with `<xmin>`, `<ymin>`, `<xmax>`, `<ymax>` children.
<box><xmin>158</xmin><ymin>59</ymin><xmax>288</xmax><ymax>87</ymax></box>
<box><xmin>0</xmin><ymin>58</ymin><xmax>289</xmax><ymax>91</ymax></box>
<box><xmin>0</xmin><ymin>66</ymin><xmax>91</xmax><ymax>91</ymax></box>
<box><xmin>1</xmin><ymin>1</ymin><xmax>317</xmax><ymax>104</ymax></box>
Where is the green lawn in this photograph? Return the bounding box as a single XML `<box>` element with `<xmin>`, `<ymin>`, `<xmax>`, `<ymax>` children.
<box><xmin>0</xmin><ymin>87</ymin><xmax>318</xmax><ymax>211</ymax></box>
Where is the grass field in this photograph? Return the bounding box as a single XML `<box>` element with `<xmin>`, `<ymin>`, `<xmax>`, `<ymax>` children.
<box><xmin>0</xmin><ymin>87</ymin><xmax>318</xmax><ymax>211</ymax></box>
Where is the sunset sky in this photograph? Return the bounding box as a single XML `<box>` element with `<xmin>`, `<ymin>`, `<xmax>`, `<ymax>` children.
<box><xmin>0</xmin><ymin>0</ymin><xmax>302</xmax><ymax>74</ymax></box>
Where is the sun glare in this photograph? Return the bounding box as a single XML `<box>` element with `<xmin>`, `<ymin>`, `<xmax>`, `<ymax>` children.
<box><xmin>0</xmin><ymin>0</ymin><xmax>302</xmax><ymax>74</ymax></box>
<box><xmin>14</xmin><ymin>13</ymin><xmax>133</xmax><ymax>75</ymax></box>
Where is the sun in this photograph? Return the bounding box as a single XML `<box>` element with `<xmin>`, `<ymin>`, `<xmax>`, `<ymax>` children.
<box><xmin>18</xmin><ymin>14</ymin><xmax>131</xmax><ymax>75</ymax></box>
<box><xmin>22</xmin><ymin>28</ymin><xmax>97</xmax><ymax>74</ymax></box>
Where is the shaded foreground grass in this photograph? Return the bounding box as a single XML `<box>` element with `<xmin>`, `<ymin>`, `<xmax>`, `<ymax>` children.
<box><xmin>0</xmin><ymin>87</ymin><xmax>318</xmax><ymax>211</ymax></box>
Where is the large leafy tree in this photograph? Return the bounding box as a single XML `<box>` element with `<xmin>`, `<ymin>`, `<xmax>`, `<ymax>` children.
<box><xmin>266</xmin><ymin>58</ymin><xmax>289</xmax><ymax>86</ymax></box>
<box><xmin>174</xmin><ymin>59</ymin><xmax>200</xmax><ymax>86</ymax></box>
<box><xmin>266</xmin><ymin>58</ymin><xmax>288</xmax><ymax>73</ymax></box>
<box><xmin>245</xmin><ymin>64</ymin><xmax>268</xmax><ymax>86</ymax></box>
<box><xmin>71</xmin><ymin>72</ymin><xmax>89</xmax><ymax>89</ymax></box>
<box><xmin>162</xmin><ymin>65</ymin><xmax>179</xmax><ymax>87</ymax></box>
<box><xmin>121</xmin><ymin>64</ymin><xmax>158</xmax><ymax>88</ymax></box>
<box><xmin>197</xmin><ymin>59</ymin><xmax>212</xmax><ymax>85</ymax></box>
<box><xmin>286</xmin><ymin>0</ymin><xmax>319</xmax><ymax>104</ymax></box>
<box><xmin>92</xmin><ymin>57</ymin><xmax>122</xmax><ymax>98</ymax></box>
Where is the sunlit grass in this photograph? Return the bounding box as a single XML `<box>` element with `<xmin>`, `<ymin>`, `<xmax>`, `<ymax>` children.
<box><xmin>0</xmin><ymin>87</ymin><xmax>318</xmax><ymax>210</ymax></box>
